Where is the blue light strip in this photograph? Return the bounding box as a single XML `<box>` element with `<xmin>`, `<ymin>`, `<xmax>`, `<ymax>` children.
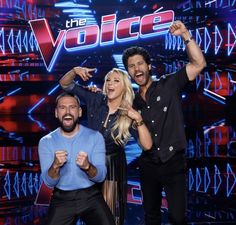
<box><xmin>55</xmin><ymin>2</ymin><xmax>89</xmax><ymax>8</ymax></box>
<box><xmin>28</xmin><ymin>173</ymin><xmax>33</xmax><ymax>195</ymax></box>
<box><xmin>204</xmin><ymin>132</ymin><xmax>211</xmax><ymax>156</ymax></box>
<box><xmin>214</xmin><ymin>25</ymin><xmax>223</xmax><ymax>55</ymax></box>
<box><xmin>4</xmin><ymin>171</ymin><xmax>11</xmax><ymax>200</ymax></box>
<box><xmin>154</xmin><ymin>7</ymin><xmax>164</xmax><ymax>13</ymax></box>
<box><xmin>204</xmin><ymin>87</ymin><xmax>225</xmax><ymax>100</ymax></box>
<box><xmin>227</xmin><ymin>23</ymin><xmax>236</xmax><ymax>56</ymax></box>
<box><xmin>214</xmin><ymin>164</ymin><xmax>222</xmax><ymax>195</ymax></box>
<box><xmin>187</xmin><ymin>139</ymin><xmax>194</xmax><ymax>158</ymax></box>
<box><xmin>7</xmin><ymin>29</ymin><xmax>14</xmax><ymax>53</ymax></box>
<box><xmin>204</xmin><ymin>71</ymin><xmax>212</xmax><ymax>89</ymax></box>
<box><xmin>16</xmin><ymin>30</ymin><xmax>22</xmax><ymax>53</ymax></box>
<box><xmin>204</xmin><ymin>27</ymin><xmax>211</xmax><ymax>54</ymax></box>
<box><xmin>195</xmin><ymin>73</ymin><xmax>202</xmax><ymax>90</ymax></box>
<box><xmin>22</xmin><ymin>173</ymin><xmax>27</xmax><ymax>196</ymax></box>
<box><xmin>7</xmin><ymin>87</ymin><xmax>22</xmax><ymax>96</ymax></box>
<box><xmin>112</xmin><ymin>54</ymin><xmax>125</xmax><ymax>70</ymax></box>
<box><xmin>54</xmin><ymin>1</ymin><xmax>96</xmax><ymax>26</ymax></box>
<box><xmin>34</xmin><ymin>173</ymin><xmax>41</xmax><ymax>192</ymax></box>
<box><xmin>214</xmin><ymin>71</ymin><xmax>222</xmax><ymax>92</ymax></box>
<box><xmin>0</xmin><ymin>27</ymin><xmax>5</xmax><ymax>54</ymax></box>
<box><xmin>20</xmin><ymin>71</ymin><xmax>29</xmax><ymax>80</ymax></box>
<box><xmin>196</xmin><ymin>168</ymin><xmax>202</xmax><ymax>191</ymax></box>
<box><xmin>205</xmin><ymin>0</ymin><xmax>217</xmax><ymax>6</ymax></box>
<box><xmin>204</xmin><ymin>167</ymin><xmax>210</xmax><ymax>193</ymax></box>
<box><xmin>188</xmin><ymin>168</ymin><xmax>194</xmax><ymax>191</ymax></box>
<box><xmin>68</xmin><ymin>14</ymin><xmax>94</xmax><ymax>18</ymax></box>
<box><xmin>196</xmin><ymin>28</ymin><xmax>202</xmax><ymax>48</ymax></box>
<box><xmin>28</xmin><ymin>115</ymin><xmax>46</xmax><ymax>130</ymax></box>
<box><xmin>13</xmin><ymin>172</ymin><xmax>20</xmax><ymax>198</ymax></box>
<box><xmin>0</xmin><ymin>87</ymin><xmax>22</xmax><ymax>101</ymax></box>
<box><xmin>226</xmin><ymin>163</ymin><xmax>236</xmax><ymax>197</ymax></box>
<box><xmin>203</xmin><ymin>89</ymin><xmax>226</xmax><ymax>105</ymax></box>
<box><xmin>196</xmin><ymin>133</ymin><xmax>201</xmax><ymax>157</ymax></box>
<box><xmin>63</xmin><ymin>9</ymin><xmax>92</xmax><ymax>13</ymax></box>
<box><xmin>29</xmin><ymin>31</ymin><xmax>35</xmax><ymax>51</ymax></box>
<box><xmin>23</xmin><ymin>30</ymin><xmax>29</xmax><ymax>52</ymax></box>
<box><xmin>28</xmin><ymin>81</ymin><xmax>63</xmax><ymax>114</ymax></box>
<box><xmin>48</xmin><ymin>84</ymin><xmax>60</xmax><ymax>95</ymax></box>
<box><xmin>27</xmin><ymin>98</ymin><xmax>45</xmax><ymax>114</ymax></box>
<box><xmin>203</xmin><ymin>91</ymin><xmax>225</xmax><ymax>105</ymax></box>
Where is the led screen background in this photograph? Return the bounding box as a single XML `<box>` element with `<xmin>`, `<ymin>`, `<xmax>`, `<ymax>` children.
<box><xmin>0</xmin><ymin>0</ymin><xmax>235</xmax><ymax>115</ymax></box>
<box><xmin>0</xmin><ymin>0</ymin><xmax>236</xmax><ymax>225</ymax></box>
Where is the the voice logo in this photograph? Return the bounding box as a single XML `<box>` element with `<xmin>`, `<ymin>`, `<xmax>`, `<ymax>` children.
<box><xmin>29</xmin><ymin>10</ymin><xmax>174</xmax><ymax>72</ymax></box>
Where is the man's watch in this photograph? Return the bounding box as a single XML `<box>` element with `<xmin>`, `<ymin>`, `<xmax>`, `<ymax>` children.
<box><xmin>184</xmin><ymin>36</ymin><xmax>194</xmax><ymax>45</ymax></box>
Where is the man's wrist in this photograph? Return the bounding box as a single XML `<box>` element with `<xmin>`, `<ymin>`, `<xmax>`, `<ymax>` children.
<box><xmin>181</xmin><ymin>30</ymin><xmax>193</xmax><ymax>45</ymax></box>
<box><xmin>72</xmin><ymin>67</ymin><xmax>78</xmax><ymax>76</ymax></box>
<box><xmin>184</xmin><ymin>36</ymin><xmax>194</xmax><ymax>45</ymax></box>
<box><xmin>52</xmin><ymin>163</ymin><xmax>60</xmax><ymax>170</ymax></box>
<box><xmin>83</xmin><ymin>163</ymin><xmax>91</xmax><ymax>172</ymax></box>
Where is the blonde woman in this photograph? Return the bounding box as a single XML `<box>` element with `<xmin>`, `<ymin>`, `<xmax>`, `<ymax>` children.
<box><xmin>59</xmin><ymin>67</ymin><xmax>152</xmax><ymax>225</ymax></box>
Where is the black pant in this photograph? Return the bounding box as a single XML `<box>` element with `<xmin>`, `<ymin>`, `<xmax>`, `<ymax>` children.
<box><xmin>139</xmin><ymin>152</ymin><xmax>187</xmax><ymax>225</ymax></box>
<box><xmin>46</xmin><ymin>185</ymin><xmax>115</xmax><ymax>225</ymax></box>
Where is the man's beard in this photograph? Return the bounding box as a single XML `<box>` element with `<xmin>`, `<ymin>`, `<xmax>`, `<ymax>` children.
<box><xmin>59</xmin><ymin>114</ymin><xmax>79</xmax><ymax>133</ymax></box>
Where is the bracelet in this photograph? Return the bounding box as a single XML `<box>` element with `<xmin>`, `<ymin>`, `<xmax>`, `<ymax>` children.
<box><xmin>135</xmin><ymin>120</ymin><xmax>144</xmax><ymax>127</ymax></box>
<box><xmin>184</xmin><ymin>36</ymin><xmax>194</xmax><ymax>45</ymax></box>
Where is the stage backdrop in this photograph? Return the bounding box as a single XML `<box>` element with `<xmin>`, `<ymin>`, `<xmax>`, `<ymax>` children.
<box><xmin>0</xmin><ymin>0</ymin><xmax>235</xmax><ymax>225</ymax></box>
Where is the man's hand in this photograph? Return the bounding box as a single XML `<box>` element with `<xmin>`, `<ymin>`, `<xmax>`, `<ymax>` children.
<box><xmin>60</xmin><ymin>66</ymin><xmax>96</xmax><ymax>88</ymax></box>
<box><xmin>169</xmin><ymin>20</ymin><xmax>189</xmax><ymax>38</ymax></box>
<box><xmin>52</xmin><ymin>150</ymin><xmax>68</xmax><ymax>169</ymax></box>
<box><xmin>73</xmin><ymin>67</ymin><xmax>96</xmax><ymax>81</ymax></box>
<box><xmin>48</xmin><ymin>150</ymin><xmax>68</xmax><ymax>179</ymax></box>
<box><xmin>76</xmin><ymin>151</ymin><xmax>90</xmax><ymax>170</ymax></box>
<box><xmin>87</xmin><ymin>85</ymin><xmax>102</xmax><ymax>93</ymax></box>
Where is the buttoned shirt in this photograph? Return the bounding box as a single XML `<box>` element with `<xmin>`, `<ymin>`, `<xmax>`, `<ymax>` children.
<box><xmin>133</xmin><ymin>67</ymin><xmax>189</xmax><ymax>163</ymax></box>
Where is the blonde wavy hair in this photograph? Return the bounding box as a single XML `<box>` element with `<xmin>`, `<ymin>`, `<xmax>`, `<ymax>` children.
<box><xmin>103</xmin><ymin>68</ymin><xmax>134</xmax><ymax>146</ymax></box>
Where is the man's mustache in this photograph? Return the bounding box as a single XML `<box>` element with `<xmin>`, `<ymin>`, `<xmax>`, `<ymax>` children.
<box><xmin>62</xmin><ymin>114</ymin><xmax>74</xmax><ymax>119</ymax></box>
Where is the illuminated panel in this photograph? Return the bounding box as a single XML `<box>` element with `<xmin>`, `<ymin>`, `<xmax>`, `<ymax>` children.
<box><xmin>2</xmin><ymin>170</ymin><xmax>40</xmax><ymax>201</ymax></box>
<box><xmin>227</xmin><ymin>23</ymin><xmax>236</xmax><ymax>56</ymax></box>
<box><xmin>140</xmin><ymin>10</ymin><xmax>174</xmax><ymax>38</ymax></box>
<box><xmin>0</xmin><ymin>2</ymin><xmax>236</xmax><ymax>224</ymax></box>
<box><xmin>227</xmin><ymin>163</ymin><xmax>236</xmax><ymax>197</ymax></box>
<box><xmin>29</xmin><ymin>10</ymin><xmax>175</xmax><ymax>72</ymax></box>
<box><xmin>188</xmin><ymin>168</ymin><xmax>194</xmax><ymax>191</ymax></box>
<box><xmin>54</xmin><ymin>2</ymin><xmax>97</xmax><ymax>25</ymax></box>
<box><xmin>100</xmin><ymin>14</ymin><xmax>116</xmax><ymax>46</ymax></box>
<box><xmin>214</xmin><ymin>25</ymin><xmax>223</xmax><ymax>55</ymax></box>
<box><xmin>214</xmin><ymin>165</ymin><xmax>222</xmax><ymax>195</ymax></box>
<box><xmin>204</xmin><ymin>167</ymin><xmax>211</xmax><ymax>193</ymax></box>
<box><xmin>0</xmin><ymin>27</ymin><xmax>5</xmax><ymax>54</ymax></box>
<box><xmin>65</xmin><ymin>24</ymin><xmax>100</xmax><ymax>51</ymax></box>
<box><xmin>127</xmin><ymin>181</ymin><xmax>142</xmax><ymax>205</ymax></box>
<box><xmin>29</xmin><ymin>19</ymin><xmax>66</xmax><ymax>72</ymax></box>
